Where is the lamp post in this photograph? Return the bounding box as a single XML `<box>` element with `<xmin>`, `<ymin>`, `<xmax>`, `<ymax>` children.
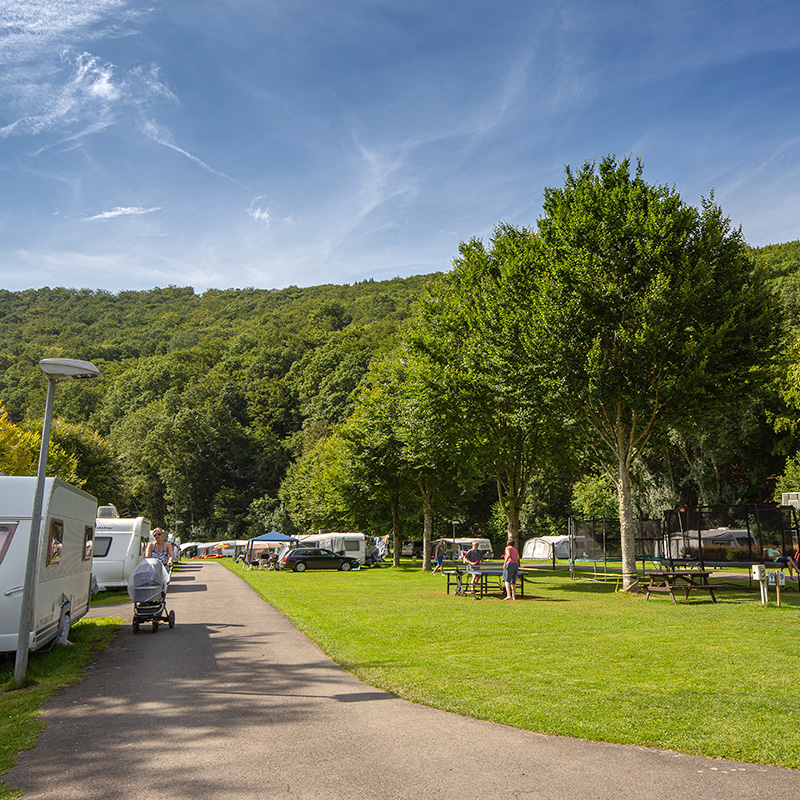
<box><xmin>14</xmin><ymin>358</ymin><xmax>101</xmax><ymax>685</ymax></box>
<box><xmin>173</xmin><ymin>519</ymin><xmax>183</xmax><ymax>560</ymax></box>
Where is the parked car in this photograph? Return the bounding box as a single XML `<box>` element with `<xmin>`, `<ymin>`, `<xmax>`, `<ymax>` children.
<box><xmin>401</xmin><ymin>540</ymin><xmax>424</xmax><ymax>557</ymax></box>
<box><xmin>280</xmin><ymin>547</ymin><xmax>359</xmax><ymax>572</ymax></box>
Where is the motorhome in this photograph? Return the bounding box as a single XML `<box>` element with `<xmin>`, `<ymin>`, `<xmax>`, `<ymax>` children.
<box><xmin>434</xmin><ymin>537</ymin><xmax>494</xmax><ymax>561</ymax></box>
<box><xmin>92</xmin><ymin>508</ymin><xmax>150</xmax><ymax>590</ymax></box>
<box><xmin>0</xmin><ymin>476</ymin><xmax>97</xmax><ymax>653</ymax></box>
<box><xmin>297</xmin><ymin>532</ymin><xmax>367</xmax><ymax>564</ymax></box>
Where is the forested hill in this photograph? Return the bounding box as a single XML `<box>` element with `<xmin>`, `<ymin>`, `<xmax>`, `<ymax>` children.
<box><xmin>0</xmin><ymin>277</ymin><xmax>431</xmax><ymax>423</ymax></box>
<box><xmin>0</xmin><ymin>275</ymin><xmax>433</xmax><ymax>537</ymax></box>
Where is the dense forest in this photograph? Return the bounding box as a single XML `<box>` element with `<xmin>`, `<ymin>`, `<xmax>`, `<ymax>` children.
<box><xmin>0</xmin><ymin>278</ymin><xmax>430</xmax><ymax>539</ymax></box>
<box><xmin>1</xmin><ymin>210</ymin><xmax>799</xmax><ymax>558</ymax></box>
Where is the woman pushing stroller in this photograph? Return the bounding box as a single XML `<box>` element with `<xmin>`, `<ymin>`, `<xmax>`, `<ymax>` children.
<box><xmin>146</xmin><ymin>528</ymin><xmax>174</xmax><ymax>571</ymax></box>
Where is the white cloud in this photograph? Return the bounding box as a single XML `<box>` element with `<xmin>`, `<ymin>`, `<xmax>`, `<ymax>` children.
<box><xmin>140</xmin><ymin>119</ymin><xmax>245</xmax><ymax>187</ymax></box>
<box><xmin>0</xmin><ymin>3</ymin><xmax>169</xmax><ymax>143</ymax></box>
<box><xmin>247</xmin><ymin>197</ymin><xmax>270</xmax><ymax>226</ymax></box>
<box><xmin>84</xmin><ymin>206</ymin><xmax>161</xmax><ymax>222</ymax></box>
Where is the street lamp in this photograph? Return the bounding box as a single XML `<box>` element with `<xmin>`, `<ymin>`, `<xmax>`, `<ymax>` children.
<box><xmin>14</xmin><ymin>358</ymin><xmax>101</xmax><ymax>685</ymax></box>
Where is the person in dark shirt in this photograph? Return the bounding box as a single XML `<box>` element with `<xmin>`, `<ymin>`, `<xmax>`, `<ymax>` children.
<box><xmin>463</xmin><ymin>541</ymin><xmax>482</xmax><ymax>593</ymax></box>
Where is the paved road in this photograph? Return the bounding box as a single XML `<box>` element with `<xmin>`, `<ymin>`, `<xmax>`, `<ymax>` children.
<box><xmin>6</xmin><ymin>562</ymin><xmax>799</xmax><ymax>799</ymax></box>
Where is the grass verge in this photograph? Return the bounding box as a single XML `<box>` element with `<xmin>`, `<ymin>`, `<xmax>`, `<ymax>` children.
<box><xmin>0</xmin><ymin>617</ymin><xmax>122</xmax><ymax>800</ymax></box>
<box><xmin>226</xmin><ymin>560</ymin><xmax>800</xmax><ymax>768</ymax></box>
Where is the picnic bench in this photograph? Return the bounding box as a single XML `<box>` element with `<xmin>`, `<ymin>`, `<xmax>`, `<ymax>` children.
<box><xmin>644</xmin><ymin>571</ymin><xmax>717</xmax><ymax>603</ymax></box>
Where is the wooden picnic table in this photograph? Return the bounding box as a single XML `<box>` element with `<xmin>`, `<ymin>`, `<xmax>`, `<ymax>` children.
<box><xmin>644</xmin><ymin>570</ymin><xmax>717</xmax><ymax>603</ymax></box>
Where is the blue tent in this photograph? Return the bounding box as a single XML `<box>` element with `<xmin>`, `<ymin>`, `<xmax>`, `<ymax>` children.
<box><xmin>245</xmin><ymin>531</ymin><xmax>298</xmax><ymax>562</ymax></box>
<box><xmin>249</xmin><ymin>531</ymin><xmax>298</xmax><ymax>542</ymax></box>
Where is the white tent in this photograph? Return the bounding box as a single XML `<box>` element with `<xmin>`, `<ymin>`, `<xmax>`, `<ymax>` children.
<box><xmin>522</xmin><ymin>535</ymin><xmax>571</xmax><ymax>560</ymax></box>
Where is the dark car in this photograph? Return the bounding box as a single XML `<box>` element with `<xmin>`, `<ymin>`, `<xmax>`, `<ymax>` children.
<box><xmin>280</xmin><ymin>547</ymin><xmax>359</xmax><ymax>572</ymax></box>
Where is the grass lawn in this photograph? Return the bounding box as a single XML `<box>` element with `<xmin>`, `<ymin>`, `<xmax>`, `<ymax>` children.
<box><xmin>226</xmin><ymin>560</ymin><xmax>800</xmax><ymax>769</ymax></box>
<box><xmin>0</xmin><ymin>618</ymin><xmax>122</xmax><ymax>800</ymax></box>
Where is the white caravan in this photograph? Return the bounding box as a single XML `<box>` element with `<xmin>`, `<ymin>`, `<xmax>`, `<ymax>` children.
<box><xmin>298</xmin><ymin>532</ymin><xmax>367</xmax><ymax>564</ymax></box>
<box><xmin>92</xmin><ymin>509</ymin><xmax>150</xmax><ymax>590</ymax></box>
<box><xmin>434</xmin><ymin>537</ymin><xmax>494</xmax><ymax>561</ymax></box>
<box><xmin>0</xmin><ymin>476</ymin><xmax>97</xmax><ymax>653</ymax></box>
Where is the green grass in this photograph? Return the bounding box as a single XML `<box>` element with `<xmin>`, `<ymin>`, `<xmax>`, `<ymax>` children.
<box><xmin>226</xmin><ymin>560</ymin><xmax>800</xmax><ymax>768</ymax></box>
<box><xmin>0</xmin><ymin>617</ymin><xmax>122</xmax><ymax>800</ymax></box>
<box><xmin>89</xmin><ymin>589</ymin><xmax>130</xmax><ymax>606</ymax></box>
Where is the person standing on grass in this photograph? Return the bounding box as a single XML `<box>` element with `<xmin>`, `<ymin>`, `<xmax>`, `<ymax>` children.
<box><xmin>503</xmin><ymin>539</ymin><xmax>520</xmax><ymax>600</ymax></box>
<box><xmin>432</xmin><ymin>540</ymin><xmax>445</xmax><ymax>575</ymax></box>
<box><xmin>463</xmin><ymin>541</ymin><xmax>482</xmax><ymax>593</ymax></box>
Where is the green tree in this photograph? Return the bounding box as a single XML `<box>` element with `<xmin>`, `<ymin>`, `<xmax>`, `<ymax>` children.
<box><xmin>407</xmin><ymin>225</ymin><xmax>570</xmax><ymax>550</ymax></box>
<box><xmin>49</xmin><ymin>419</ymin><xmax>125</xmax><ymax>507</ymax></box>
<box><xmin>0</xmin><ymin>404</ymin><xmax>78</xmax><ymax>482</ymax></box>
<box><xmin>528</xmin><ymin>156</ymin><xmax>778</xmax><ymax>590</ymax></box>
<box><xmin>339</xmin><ymin>372</ymin><xmax>417</xmax><ymax>566</ymax></box>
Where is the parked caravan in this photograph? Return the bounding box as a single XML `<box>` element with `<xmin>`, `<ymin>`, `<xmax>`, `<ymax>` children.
<box><xmin>662</xmin><ymin>528</ymin><xmax>756</xmax><ymax>559</ymax></box>
<box><xmin>297</xmin><ymin>532</ymin><xmax>367</xmax><ymax>564</ymax></box>
<box><xmin>0</xmin><ymin>476</ymin><xmax>97</xmax><ymax>653</ymax></box>
<box><xmin>434</xmin><ymin>537</ymin><xmax>494</xmax><ymax>561</ymax></box>
<box><xmin>92</xmin><ymin>511</ymin><xmax>150</xmax><ymax>590</ymax></box>
<box><xmin>522</xmin><ymin>535</ymin><xmax>571</xmax><ymax>560</ymax></box>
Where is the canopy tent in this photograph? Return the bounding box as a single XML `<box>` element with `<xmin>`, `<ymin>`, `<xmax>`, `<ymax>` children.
<box><xmin>245</xmin><ymin>531</ymin><xmax>299</xmax><ymax>561</ymax></box>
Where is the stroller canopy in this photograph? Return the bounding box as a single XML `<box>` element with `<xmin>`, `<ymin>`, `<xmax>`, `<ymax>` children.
<box><xmin>127</xmin><ymin>558</ymin><xmax>170</xmax><ymax>603</ymax></box>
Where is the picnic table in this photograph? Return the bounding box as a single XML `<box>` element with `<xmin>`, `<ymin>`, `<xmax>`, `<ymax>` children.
<box><xmin>644</xmin><ymin>571</ymin><xmax>717</xmax><ymax>603</ymax></box>
<box><xmin>444</xmin><ymin>567</ymin><xmax>528</xmax><ymax>598</ymax></box>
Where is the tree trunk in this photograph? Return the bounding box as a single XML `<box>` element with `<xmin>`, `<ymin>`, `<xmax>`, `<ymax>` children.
<box><xmin>505</xmin><ymin>502</ymin><xmax>520</xmax><ymax>550</ymax></box>
<box><xmin>420</xmin><ymin>483</ymin><xmax>433</xmax><ymax>572</ymax></box>
<box><xmin>391</xmin><ymin>492</ymin><xmax>402</xmax><ymax>568</ymax></box>
<box><xmin>617</xmin><ymin>452</ymin><xmax>639</xmax><ymax>592</ymax></box>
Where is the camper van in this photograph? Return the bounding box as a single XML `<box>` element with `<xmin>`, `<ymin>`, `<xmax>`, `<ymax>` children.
<box><xmin>92</xmin><ymin>509</ymin><xmax>150</xmax><ymax>590</ymax></box>
<box><xmin>0</xmin><ymin>476</ymin><xmax>97</xmax><ymax>653</ymax></box>
<box><xmin>297</xmin><ymin>532</ymin><xmax>367</xmax><ymax>564</ymax></box>
<box><xmin>434</xmin><ymin>537</ymin><xmax>494</xmax><ymax>561</ymax></box>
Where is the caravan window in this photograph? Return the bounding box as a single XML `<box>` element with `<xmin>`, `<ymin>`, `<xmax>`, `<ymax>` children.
<box><xmin>47</xmin><ymin>519</ymin><xmax>64</xmax><ymax>567</ymax></box>
<box><xmin>0</xmin><ymin>522</ymin><xmax>17</xmax><ymax>566</ymax></box>
<box><xmin>343</xmin><ymin>540</ymin><xmax>360</xmax><ymax>552</ymax></box>
<box><xmin>94</xmin><ymin>536</ymin><xmax>112</xmax><ymax>558</ymax></box>
<box><xmin>140</xmin><ymin>537</ymin><xmax>149</xmax><ymax>556</ymax></box>
<box><xmin>83</xmin><ymin>525</ymin><xmax>94</xmax><ymax>561</ymax></box>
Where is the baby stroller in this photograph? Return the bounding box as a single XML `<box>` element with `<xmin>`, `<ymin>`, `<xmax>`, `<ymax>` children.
<box><xmin>127</xmin><ymin>558</ymin><xmax>175</xmax><ymax>634</ymax></box>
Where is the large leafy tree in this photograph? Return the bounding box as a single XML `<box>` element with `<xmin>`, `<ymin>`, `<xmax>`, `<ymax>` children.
<box><xmin>339</xmin><ymin>367</ymin><xmax>417</xmax><ymax>566</ymax></box>
<box><xmin>407</xmin><ymin>225</ymin><xmax>569</xmax><ymax>549</ymax></box>
<box><xmin>528</xmin><ymin>156</ymin><xmax>778</xmax><ymax>590</ymax></box>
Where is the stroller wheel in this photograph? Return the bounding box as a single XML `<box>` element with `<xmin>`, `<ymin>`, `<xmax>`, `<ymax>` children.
<box><xmin>132</xmin><ymin>621</ymin><xmax>139</xmax><ymax>634</ymax></box>
<box><xmin>152</xmin><ymin>620</ymin><xmax>159</xmax><ymax>632</ymax></box>
<box><xmin>168</xmin><ymin>610</ymin><xmax>175</xmax><ymax>629</ymax></box>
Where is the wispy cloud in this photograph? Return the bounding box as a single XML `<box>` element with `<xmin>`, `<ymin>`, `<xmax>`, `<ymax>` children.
<box><xmin>84</xmin><ymin>206</ymin><xmax>161</xmax><ymax>222</ymax></box>
<box><xmin>0</xmin><ymin>2</ymin><xmax>170</xmax><ymax>146</ymax></box>
<box><xmin>140</xmin><ymin>119</ymin><xmax>246</xmax><ymax>188</ymax></box>
<box><xmin>247</xmin><ymin>196</ymin><xmax>270</xmax><ymax>226</ymax></box>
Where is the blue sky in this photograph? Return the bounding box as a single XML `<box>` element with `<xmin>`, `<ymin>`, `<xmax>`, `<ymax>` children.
<box><xmin>2</xmin><ymin>0</ymin><xmax>799</xmax><ymax>292</ymax></box>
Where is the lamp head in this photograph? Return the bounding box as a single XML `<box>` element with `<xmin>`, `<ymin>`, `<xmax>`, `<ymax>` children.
<box><xmin>39</xmin><ymin>358</ymin><xmax>101</xmax><ymax>381</ymax></box>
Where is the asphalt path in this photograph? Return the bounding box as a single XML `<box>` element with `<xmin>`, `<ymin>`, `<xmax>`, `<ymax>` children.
<box><xmin>6</xmin><ymin>561</ymin><xmax>799</xmax><ymax>799</ymax></box>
